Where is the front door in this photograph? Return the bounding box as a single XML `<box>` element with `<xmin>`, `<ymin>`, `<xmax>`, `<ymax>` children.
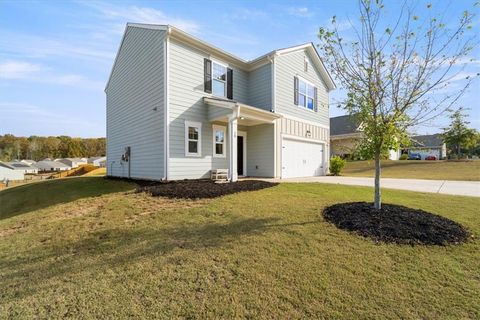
<box><xmin>237</xmin><ymin>136</ymin><xmax>244</xmax><ymax>176</ymax></box>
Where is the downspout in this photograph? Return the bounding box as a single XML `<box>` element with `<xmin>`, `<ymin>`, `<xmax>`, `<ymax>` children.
<box><xmin>163</xmin><ymin>27</ymin><xmax>171</xmax><ymax>180</ymax></box>
<box><xmin>268</xmin><ymin>53</ymin><xmax>279</xmax><ymax>178</ymax></box>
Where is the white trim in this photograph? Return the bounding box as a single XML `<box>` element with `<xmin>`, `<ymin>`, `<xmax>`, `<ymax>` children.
<box><xmin>279</xmin><ymin>114</ymin><xmax>330</xmax><ymax>129</ymax></box>
<box><xmin>211</xmin><ymin>60</ymin><xmax>228</xmax><ymax>99</ymax></box>
<box><xmin>185</xmin><ymin>120</ymin><xmax>202</xmax><ymax>157</ymax></box>
<box><xmin>237</xmin><ymin>130</ymin><xmax>247</xmax><ymax>176</ymax></box>
<box><xmin>164</xmin><ymin>33</ymin><xmax>170</xmax><ymax>180</ymax></box>
<box><xmin>212</xmin><ymin>124</ymin><xmax>227</xmax><ymax>158</ymax></box>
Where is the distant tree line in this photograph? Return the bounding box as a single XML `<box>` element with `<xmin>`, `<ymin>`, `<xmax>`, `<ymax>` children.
<box><xmin>0</xmin><ymin>134</ymin><xmax>106</xmax><ymax>161</ymax></box>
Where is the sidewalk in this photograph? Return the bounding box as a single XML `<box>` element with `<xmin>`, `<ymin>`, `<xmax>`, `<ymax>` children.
<box><xmin>268</xmin><ymin>176</ymin><xmax>480</xmax><ymax>197</ymax></box>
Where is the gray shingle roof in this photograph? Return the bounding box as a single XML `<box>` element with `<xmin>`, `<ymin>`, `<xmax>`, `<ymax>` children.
<box><xmin>410</xmin><ymin>134</ymin><xmax>444</xmax><ymax>147</ymax></box>
<box><xmin>330</xmin><ymin>115</ymin><xmax>361</xmax><ymax>136</ymax></box>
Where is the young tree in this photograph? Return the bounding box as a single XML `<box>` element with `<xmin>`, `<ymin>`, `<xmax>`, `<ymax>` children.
<box><xmin>318</xmin><ymin>0</ymin><xmax>478</xmax><ymax>209</ymax></box>
<box><xmin>442</xmin><ymin>108</ymin><xmax>477</xmax><ymax>158</ymax></box>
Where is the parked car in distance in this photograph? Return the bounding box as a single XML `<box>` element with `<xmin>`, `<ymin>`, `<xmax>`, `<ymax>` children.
<box><xmin>425</xmin><ymin>155</ymin><xmax>437</xmax><ymax>160</ymax></box>
<box><xmin>408</xmin><ymin>153</ymin><xmax>422</xmax><ymax>160</ymax></box>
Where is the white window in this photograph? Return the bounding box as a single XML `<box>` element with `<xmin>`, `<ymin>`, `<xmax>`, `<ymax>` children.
<box><xmin>212</xmin><ymin>61</ymin><xmax>227</xmax><ymax>97</ymax></box>
<box><xmin>297</xmin><ymin>79</ymin><xmax>315</xmax><ymax>111</ymax></box>
<box><xmin>185</xmin><ymin>121</ymin><xmax>202</xmax><ymax>157</ymax></box>
<box><xmin>212</xmin><ymin>125</ymin><xmax>226</xmax><ymax>157</ymax></box>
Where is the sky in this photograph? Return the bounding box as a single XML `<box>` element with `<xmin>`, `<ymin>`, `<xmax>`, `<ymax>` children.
<box><xmin>0</xmin><ymin>0</ymin><xmax>479</xmax><ymax>138</ymax></box>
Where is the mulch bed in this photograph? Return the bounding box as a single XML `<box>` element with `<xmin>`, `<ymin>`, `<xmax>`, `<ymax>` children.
<box><xmin>136</xmin><ymin>179</ymin><xmax>278</xmax><ymax>199</ymax></box>
<box><xmin>323</xmin><ymin>202</ymin><xmax>470</xmax><ymax>245</ymax></box>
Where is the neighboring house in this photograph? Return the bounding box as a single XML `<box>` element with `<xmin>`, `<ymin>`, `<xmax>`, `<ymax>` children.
<box><xmin>330</xmin><ymin>115</ymin><xmax>400</xmax><ymax>160</ymax></box>
<box><xmin>35</xmin><ymin>160</ymin><xmax>71</xmax><ymax>172</ymax></box>
<box><xmin>106</xmin><ymin>23</ymin><xmax>336</xmax><ymax>181</ymax></box>
<box><xmin>21</xmin><ymin>159</ymin><xmax>37</xmax><ymax>165</ymax></box>
<box><xmin>88</xmin><ymin>156</ymin><xmax>107</xmax><ymax>167</ymax></box>
<box><xmin>0</xmin><ymin>162</ymin><xmax>25</xmax><ymax>181</ymax></box>
<box><xmin>58</xmin><ymin>158</ymin><xmax>88</xmax><ymax>168</ymax></box>
<box><xmin>5</xmin><ymin>161</ymin><xmax>38</xmax><ymax>174</ymax></box>
<box><xmin>330</xmin><ymin>115</ymin><xmax>363</xmax><ymax>159</ymax></box>
<box><xmin>405</xmin><ymin>134</ymin><xmax>447</xmax><ymax>160</ymax></box>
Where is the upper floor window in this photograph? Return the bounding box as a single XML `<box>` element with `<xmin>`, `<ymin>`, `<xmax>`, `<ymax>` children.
<box><xmin>294</xmin><ymin>77</ymin><xmax>317</xmax><ymax>111</ymax></box>
<box><xmin>204</xmin><ymin>59</ymin><xmax>233</xmax><ymax>99</ymax></box>
<box><xmin>212</xmin><ymin>62</ymin><xmax>227</xmax><ymax>97</ymax></box>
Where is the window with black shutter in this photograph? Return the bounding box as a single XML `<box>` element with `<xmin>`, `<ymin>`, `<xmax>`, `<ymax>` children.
<box><xmin>227</xmin><ymin>68</ymin><xmax>233</xmax><ymax>99</ymax></box>
<box><xmin>204</xmin><ymin>58</ymin><xmax>212</xmax><ymax>93</ymax></box>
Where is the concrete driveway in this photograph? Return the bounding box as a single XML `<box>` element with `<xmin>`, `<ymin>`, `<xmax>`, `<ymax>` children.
<box><xmin>267</xmin><ymin>176</ymin><xmax>480</xmax><ymax>197</ymax></box>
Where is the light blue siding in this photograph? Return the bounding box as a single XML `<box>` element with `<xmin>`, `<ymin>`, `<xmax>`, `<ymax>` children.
<box><xmin>247</xmin><ymin>63</ymin><xmax>272</xmax><ymax>111</ymax></box>
<box><xmin>168</xmin><ymin>39</ymin><xmax>249</xmax><ymax>179</ymax></box>
<box><xmin>246</xmin><ymin>124</ymin><xmax>275</xmax><ymax>177</ymax></box>
<box><xmin>275</xmin><ymin>50</ymin><xmax>329</xmax><ymax>126</ymax></box>
<box><xmin>106</xmin><ymin>26</ymin><xmax>165</xmax><ymax>180</ymax></box>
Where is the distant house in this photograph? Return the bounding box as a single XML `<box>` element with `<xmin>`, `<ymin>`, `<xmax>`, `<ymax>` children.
<box><xmin>35</xmin><ymin>160</ymin><xmax>71</xmax><ymax>172</ymax></box>
<box><xmin>0</xmin><ymin>162</ymin><xmax>25</xmax><ymax>181</ymax></box>
<box><xmin>57</xmin><ymin>158</ymin><xmax>88</xmax><ymax>168</ymax></box>
<box><xmin>21</xmin><ymin>159</ymin><xmax>36</xmax><ymax>165</ymax></box>
<box><xmin>5</xmin><ymin>161</ymin><xmax>38</xmax><ymax>174</ymax></box>
<box><xmin>330</xmin><ymin>115</ymin><xmax>400</xmax><ymax>160</ymax></box>
<box><xmin>88</xmin><ymin>156</ymin><xmax>106</xmax><ymax>167</ymax></box>
<box><xmin>405</xmin><ymin>134</ymin><xmax>447</xmax><ymax>160</ymax></box>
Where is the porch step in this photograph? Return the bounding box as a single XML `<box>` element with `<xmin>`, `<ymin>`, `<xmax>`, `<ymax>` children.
<box><xmin>211</xmin><ymin>169</ymin><xmax>228</xmax><ymax>181</ymax></box>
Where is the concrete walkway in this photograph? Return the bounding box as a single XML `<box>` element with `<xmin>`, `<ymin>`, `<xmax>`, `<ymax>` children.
<box><xmin>265</xmin><ymin>176</ymin><xmax>480</xmax><ymax>197</ymax></box>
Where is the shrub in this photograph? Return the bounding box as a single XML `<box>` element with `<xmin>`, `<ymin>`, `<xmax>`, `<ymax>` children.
<box><xmin>399</xmin><ymin>154</ymin><xmax>408</xmax><ymax>160</ymax></box>
<box><xmin>330</xmin><ymin>156</ymin><xmax>346</xmax><ymax>176</ymax></box>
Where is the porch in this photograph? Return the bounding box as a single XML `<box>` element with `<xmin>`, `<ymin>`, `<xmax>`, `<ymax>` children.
<box><xmin>204</xmin><ymin>97</ymin><xmax>281</xmax><ymax>182</ymax></box>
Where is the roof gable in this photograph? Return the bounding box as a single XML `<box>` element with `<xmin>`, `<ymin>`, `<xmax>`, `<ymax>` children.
<box><xmin>105</xmin><ymin>23</ymin><xmax>336</xmax><ymax>92</ymax></box>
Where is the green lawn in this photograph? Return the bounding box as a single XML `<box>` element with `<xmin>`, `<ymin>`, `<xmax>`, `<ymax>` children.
<box><xmin>0</xmin><ymin>177</ymin><xmax>479</xmax><ymax>319</ymax></box>
<box><xmin>342</xmin><ymin>160</ymin><xmax>480</xmax><ymax>181</ymax></box>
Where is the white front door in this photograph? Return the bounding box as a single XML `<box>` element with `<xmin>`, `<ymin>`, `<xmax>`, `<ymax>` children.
<box><xmin>282</xmin><ymin>138</ymin><xmax>324</xmax><ymax>178</ymax></box>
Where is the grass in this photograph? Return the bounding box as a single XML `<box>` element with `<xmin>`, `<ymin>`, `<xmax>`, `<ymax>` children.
<box><xmin>342</xmin><ymin>160</ymin><xmax>480</xmax><ymax>181</ymax></box>
<box><xmin>83</xmin><ymin>167</ymin><xmax>106</xmax><ymax>176</ymax></box>
<box><xmin>0</xmin><ymin>178</ymin><xmax>479</xmax><ymax>319</ymax></box>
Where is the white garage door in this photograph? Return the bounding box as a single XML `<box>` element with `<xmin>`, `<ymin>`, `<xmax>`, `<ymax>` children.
<box><xmin>282</xmin><ymin>138</ymin><xmax>324</xmax><ymax>178</ymax></box>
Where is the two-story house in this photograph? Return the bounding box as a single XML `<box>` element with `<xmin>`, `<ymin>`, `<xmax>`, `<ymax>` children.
<box><xmin>106</xmin><ymin>23</ymin><xmax>335</xmax><ymax>181</ymax></box>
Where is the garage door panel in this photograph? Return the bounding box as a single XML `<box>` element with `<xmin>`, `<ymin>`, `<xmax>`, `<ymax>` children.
<box><xmin>282</xmin><ymin>138</ymin><xmax>324</xmax><ymax>178</ymax></box>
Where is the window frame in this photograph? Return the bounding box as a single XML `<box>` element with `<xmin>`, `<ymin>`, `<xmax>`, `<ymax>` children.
<box><xmin>185</xmin><ymin>120</ymin><xmax>202</xmax><ymax>157</ymax></box>
<box><xmin>211</xmin><ymin>60</ymin><xmax>228</xmax><ymax>98</ymax></box>
<box><xmin>296</xmin><ymin>77</ymin><xmax>316</xmax><ymax>112</ymax></box>
<box><xmin>212</xmin><ymin>125</ymin><xmax>226</xmax><ymax>158</ymax></box>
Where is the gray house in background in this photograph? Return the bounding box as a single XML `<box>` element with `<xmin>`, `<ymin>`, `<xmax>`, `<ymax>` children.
<box><xmin>406</xmin><ymin>134</ymin><xmax>447</xmax><ymax>160</ymax></box>
<box><xmin>330</xmin><ymin>115</ymin><xmax>400</xmax><ymax>160</ymax></box>
<box><xmin>106</xmin><ymin>23</ymin><xmax>335</xmax><ymax>181</ymax></box>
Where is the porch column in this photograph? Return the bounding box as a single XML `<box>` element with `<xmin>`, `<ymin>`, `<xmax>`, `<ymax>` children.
<box><xmin>228</xmin><ymin>117</ymin><xmax>238</xmax><ymax>182</ymax></box>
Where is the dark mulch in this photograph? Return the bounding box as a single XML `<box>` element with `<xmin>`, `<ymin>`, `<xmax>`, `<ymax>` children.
<box><xmin>136</xmin><ymin>179</ymin><xmax>278</xmax><ymax>199</ymax></box>
<box><xmin>323</xmin><ymin>202</ymin><xmax>470</xmax><ymax>245</ymax></box>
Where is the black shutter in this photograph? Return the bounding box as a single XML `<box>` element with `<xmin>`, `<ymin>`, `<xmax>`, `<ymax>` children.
<box><xmin>314</xmin><ymin>87</ymin><xmax>318</xmax><ymax>112</ymax></box>
<box><xmin>294</xmin><ymin>76</ymin><xmax>299</xmax><ymax>105</ymax></box>
<box><xmin>204</xmin><ymin>58</ymin><xmax>212</xmax><ymax>93</ymax></box>
<box><xmin>227</xmin><ymin>67</ymin><xmax>233</xmax><ymax>99</ymax></box>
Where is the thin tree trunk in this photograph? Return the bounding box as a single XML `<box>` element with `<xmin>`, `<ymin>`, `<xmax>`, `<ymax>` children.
<box><xmin>374</xmin><ymin>149</ymin><xmax>381</xmax><ymax>210</ymax></box>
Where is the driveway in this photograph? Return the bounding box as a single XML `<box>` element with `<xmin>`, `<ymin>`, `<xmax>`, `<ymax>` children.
<box><xmin>266</xmin><ymin>176</ymin><xmax>480</xmax><ymax>197</ymax></box>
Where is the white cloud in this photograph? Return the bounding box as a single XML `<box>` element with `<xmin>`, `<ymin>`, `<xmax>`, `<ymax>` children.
<box><xmin>0</xmin><ymin>61</ymin><xmax>43</xmax><ymax>79</ymax></box>
<box><xmin>230</xmin><ymin>8</ymin><xmax>267</xmax><ymax>20</ymax></box>
<box><xmin>0</xmin><ymin>60</ymin><xmax>103</xmax><ymax>91</ymax></box>
<box><xmin>287</xmin><ymin>7</ymin><xmax>313</xmax><ymax>18</ymax></box>
<box><xmin>80</xmin><ymin>1</ymin><xmax>200</xmax><ymax>34</ymax></box>
<box><xmin>0</xmin><ymin>30</ymin><xmax>115</xmax><ymax>63</ymax></box>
